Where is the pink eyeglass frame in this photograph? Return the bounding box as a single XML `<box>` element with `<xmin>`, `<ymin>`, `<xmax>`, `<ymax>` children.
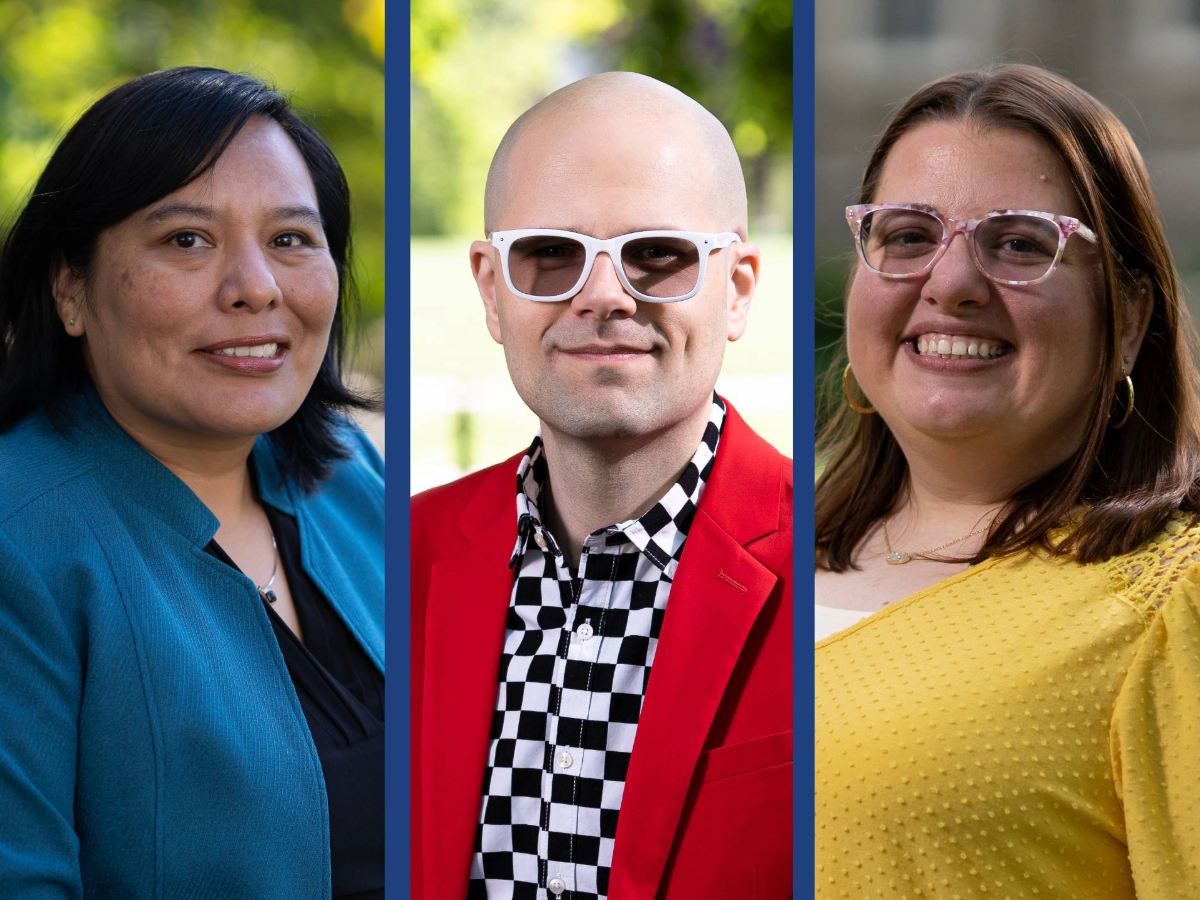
<box><xmin>845</xmin><ymin>203</ymin><xmax>1099</xmax><ymax>286</ymax></box>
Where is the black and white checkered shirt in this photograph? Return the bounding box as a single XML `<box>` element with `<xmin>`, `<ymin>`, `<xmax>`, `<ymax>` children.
<box><xmin>466</xmin><ymin>396</ymin><xmax>726</xmax><ymax>900</ymax></box>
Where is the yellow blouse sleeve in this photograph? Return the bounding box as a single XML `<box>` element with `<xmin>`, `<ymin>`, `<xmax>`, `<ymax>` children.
<box><xmin>1110</xmin><ymin>566</ymin><xmax>1200</xmax><ymax>898</ymax></box>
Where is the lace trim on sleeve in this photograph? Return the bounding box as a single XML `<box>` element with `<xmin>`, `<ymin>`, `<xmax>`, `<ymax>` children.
<box><xmin>1099</xmin><ymin>511</ymin><xmax>1200</xmax><ymax>617</ymax></box>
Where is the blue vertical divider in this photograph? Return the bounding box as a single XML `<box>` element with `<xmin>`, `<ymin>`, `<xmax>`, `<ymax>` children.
<box><xmin>795</xmin><ymin>3</ymin><xmax>814</xmax><ymax>898</ymax></box>
<box><xmin>386</xmin><ymin>4</ymin><xmax>411</xmax><ymax>896</ymax></box>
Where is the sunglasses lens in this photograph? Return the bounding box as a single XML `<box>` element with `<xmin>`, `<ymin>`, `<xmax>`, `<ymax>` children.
<box><xmin>859</xmin><ymin>208</ymin><xmax>942</xmax><ymax>276</ymax></box>
<box><xmin>508</xmin><ymin>235</ymin><xmax>588</xmax><ymax>297</ymax></box>
<box><xmin>974</xmin><ymin>215</ymin><xmax>1060</xmax><ymax>282</ymax></box>
<box><xmin>621</xmin><ymin>236</ymin><xmax>702</xmax><ymax>299</ymax></box>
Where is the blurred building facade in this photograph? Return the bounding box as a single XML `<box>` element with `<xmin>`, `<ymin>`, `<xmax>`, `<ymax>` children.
<box><xmin>816</xmin><ymin>0</ymin><xmax>1200</xmax><ymax>310</ymax></box>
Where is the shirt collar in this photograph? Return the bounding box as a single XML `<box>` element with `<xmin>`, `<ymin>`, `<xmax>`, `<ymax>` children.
<box><xmin>509</xmin><ymin>394</ymin><xmax>726</xmax><ymax>577</ymax></box>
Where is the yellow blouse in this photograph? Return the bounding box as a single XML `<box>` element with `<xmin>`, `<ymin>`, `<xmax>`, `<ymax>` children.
<box><xmin>815</xmin><ymin>513</ymin><xmax>1200</xmax><ymax>899</ymax></box>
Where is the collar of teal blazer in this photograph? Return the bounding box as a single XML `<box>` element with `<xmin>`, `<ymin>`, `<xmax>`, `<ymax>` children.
<box><xmin>61</xmin><ymin>384</ymin><xmax>300</xmax><ymax>548</ymax></box>
<box><xmin>54</xmin><ymin>385</ymin><xmax>384</xmax><ymax>674</ymax></box>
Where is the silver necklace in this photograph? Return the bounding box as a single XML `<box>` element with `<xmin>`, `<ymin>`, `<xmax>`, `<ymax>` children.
<box><xmin>256</xmin><ymin>535</ymin><xmax>279</xmax><ymax>603</ymax></box>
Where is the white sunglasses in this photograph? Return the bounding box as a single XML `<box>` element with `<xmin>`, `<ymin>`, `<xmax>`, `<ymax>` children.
<box><xmin>489</xmin><ymin>228</ymin><xmax>741</xmax><ymax>303</ymax></box>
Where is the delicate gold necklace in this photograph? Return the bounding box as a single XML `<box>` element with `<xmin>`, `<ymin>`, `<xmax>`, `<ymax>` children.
<box><xmin>881</xmin><ymin>518</ymin><xmax>990</xmax><ymax>565</ymax></box>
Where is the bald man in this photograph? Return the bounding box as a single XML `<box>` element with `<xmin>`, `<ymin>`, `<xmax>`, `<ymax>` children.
<box><xmin>411</xmin><ymin>73</ymin><xmax>793</xmax><ymax>900</ymax></box>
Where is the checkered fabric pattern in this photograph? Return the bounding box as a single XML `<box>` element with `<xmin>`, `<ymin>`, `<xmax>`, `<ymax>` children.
<box><xmin>466</xmin><ymin>395</ymin><xmax>726</xmax><ymax>900</ymax></box>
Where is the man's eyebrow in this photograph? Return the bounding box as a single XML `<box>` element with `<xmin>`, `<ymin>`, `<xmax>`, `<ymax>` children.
<box><xmin>621</xmin><ymin>224</ymin><xmax>692</xmax><ymax>233</ymax></box>
<box><xmin>553</xmin><ymin>224</ymin><xmax>692</xmax><ymax>235</ymax></box>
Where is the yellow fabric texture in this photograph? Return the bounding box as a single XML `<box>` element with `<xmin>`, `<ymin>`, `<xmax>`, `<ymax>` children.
<box><xmin>815</xmin><ymin>513</ymin><xmax>1200</xmax><ymax>899</ymax></box>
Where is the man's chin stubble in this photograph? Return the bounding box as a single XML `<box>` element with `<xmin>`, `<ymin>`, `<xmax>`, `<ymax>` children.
<box><xmin>535</xmin><ymin>394</ymin><xmax>666</xmax><ymax>443</ymax></box>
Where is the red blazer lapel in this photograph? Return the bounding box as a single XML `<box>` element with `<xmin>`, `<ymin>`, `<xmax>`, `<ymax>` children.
<box><xmin>420</xmin><ymin>461</ymin><xmax>520</xmax><ymax>900</ymax></box>
<box><xmin>608</xmin><ymin>516</ymin><xmax>778</xmax><ymax>898</ymax></box>
<box><xmin>608</xmin><ymin>400</ymin><xmax>788</xmax><ymax>898</ymax></box>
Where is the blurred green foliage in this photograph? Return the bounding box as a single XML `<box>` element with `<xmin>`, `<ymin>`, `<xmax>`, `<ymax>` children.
<box><xmin>0</xmin><ymin>0</ymin><xmax>385</xmax><ymax>323</ymax></box>
<box><xmin>411</xmin><ymin>0</ymin><xmax>792</xmax><ymax>237</ymax></box>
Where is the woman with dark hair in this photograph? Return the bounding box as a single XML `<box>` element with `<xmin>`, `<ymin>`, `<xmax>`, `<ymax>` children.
<box><xmin>0</xmin><ymin>68</ymin><xmax>383</xmax><ymax>898</ymax></box>
<box><xmin>815</xmin><ymin>65</ymin><xmax>1200</xmax><ymax>897</ymax></box>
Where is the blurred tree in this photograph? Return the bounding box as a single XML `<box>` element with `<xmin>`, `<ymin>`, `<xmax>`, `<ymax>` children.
<box><xmin>410</xmin><ymin>0</ymin><xmax>792</xmax><ymax>237</ymax></box>
<box><xmin>0</xmin><ymin>0</ymin><xmax>385</xmax><ymax>322</ymax></box>
<box><xmin>604</xmin><ymin>0</ymin><xmax>792</xmax><ymax>231</ymax></box>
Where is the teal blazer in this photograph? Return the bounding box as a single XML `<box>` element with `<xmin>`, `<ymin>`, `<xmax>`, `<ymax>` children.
<box><xmin>0</xmin><ymin>389</ymin><xmax>384</xmax><ymax>899</ymax></box>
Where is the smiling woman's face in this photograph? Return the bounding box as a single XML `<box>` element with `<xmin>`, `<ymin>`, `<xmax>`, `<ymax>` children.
<box><xmin>846</xmin><ymin>121</ymin><xmax>1105</xmax><ymax>465</ymax></box>
<box><xmin>62</xmin><ymin>116</ymin><xmax>338</xmax><ymax>446</ymax></box>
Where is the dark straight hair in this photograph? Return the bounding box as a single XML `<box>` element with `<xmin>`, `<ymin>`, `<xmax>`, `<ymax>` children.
<box><xmin>0</xmin><ymin>66</ymin><xmax>376</xmax><ymax>490</ymax></box>
<box><xmin>816</xmin><ymin>64</ymin><xmax>1200</xmax><ymax>571</ymax></box>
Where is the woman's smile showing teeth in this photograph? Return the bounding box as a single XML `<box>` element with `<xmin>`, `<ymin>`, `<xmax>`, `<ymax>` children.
<box><xmin>912</xmin><ymin>332</ymin><xmax>1012</xmax><ymax>360</ymax></box>
<box><xmin>212</xmin><ymin>343</ymin><xmax>279</xmax><ymax>358</ymax></box>
<box><xmin>197</xmin><ymin>336</ymin><xmax>289</xmax><ymax>373</ymax></box>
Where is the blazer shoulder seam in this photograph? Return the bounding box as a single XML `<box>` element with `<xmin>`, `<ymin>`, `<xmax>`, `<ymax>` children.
<box><xmin>0</xmin><ymin>464</ymin><xmax>97</xmax><ymax>527</ymax></box>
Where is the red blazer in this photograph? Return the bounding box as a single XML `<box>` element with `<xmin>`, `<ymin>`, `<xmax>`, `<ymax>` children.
<box><xmin>411</xmin><ymin>400</ymin><xmax>793</xmax><ymax>899</ymax></box>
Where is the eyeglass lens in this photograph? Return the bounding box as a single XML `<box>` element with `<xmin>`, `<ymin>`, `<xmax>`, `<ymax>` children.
<box><xmin>859</xmin><ymin>209</ymin><xmax>1062</xmax><ymax>282</ymax></box>
<box><xmin>508</xmin><ymin>235</ymin><xmax>703</xmax><ymax>299</ymax></box>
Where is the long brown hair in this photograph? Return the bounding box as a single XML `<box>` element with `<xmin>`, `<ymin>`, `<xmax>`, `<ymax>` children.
<box><xmin>816</xmin><ymin>65</ymin><xmax>1200</xmax><ymax>571</ymax></box>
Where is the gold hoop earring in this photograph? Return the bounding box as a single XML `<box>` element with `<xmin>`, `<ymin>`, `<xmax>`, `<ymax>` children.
<box><xmin>1110</xmin><ymin>368</ymin><xmax>1135</xmax><ymax>430</ymax></box>
<box><xmin>842</xmin><ymin>363</ymin><xmax>875</xmax><ymax>415</ymax></box>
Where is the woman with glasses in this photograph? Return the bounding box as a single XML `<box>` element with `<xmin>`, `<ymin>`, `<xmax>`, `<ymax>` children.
<box><xmin>0</xmin><ymin>69</ymin><xmax>383</xmax><ymax>898</ymax></box>
<box><xmin>815</xmin><ymin>65</ymin><xmax>1200</xmax><ymax>898</ymax></box>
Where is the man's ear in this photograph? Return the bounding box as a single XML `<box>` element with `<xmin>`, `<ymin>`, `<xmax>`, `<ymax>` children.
<box><xmin>726</xmin><ymin>240</ymin><xmax>760</xmax><ymax>342</ymax></box>
<box><xmin>470</xmin><ymin>240</ymin><xmax>503</xmax><ymax>345</ymax></box>
<box><xmin>50</xmin><ymin>255</ymin><xmax>85</xmax><ymax>337</ymax></box>
<box><xmin>1121</xmin><ymin>274</ymin><xmax>1154</xmax><ymax>374</ymax></box>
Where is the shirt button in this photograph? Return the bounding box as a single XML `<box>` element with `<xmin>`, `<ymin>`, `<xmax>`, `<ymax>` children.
<box><xmin>577</xmin><ymin>622</ymin><xmax>594</xmax><ymax>641</ymax></box>
<box><xmin>548</xmin><ymin>876</ymin><xmax>566</xmax><ymax>895</ymax></box>
<box><xmin>557</xmin><ymin>749</ymin><xmax>574</xmax><ymax>769</ymax></box>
